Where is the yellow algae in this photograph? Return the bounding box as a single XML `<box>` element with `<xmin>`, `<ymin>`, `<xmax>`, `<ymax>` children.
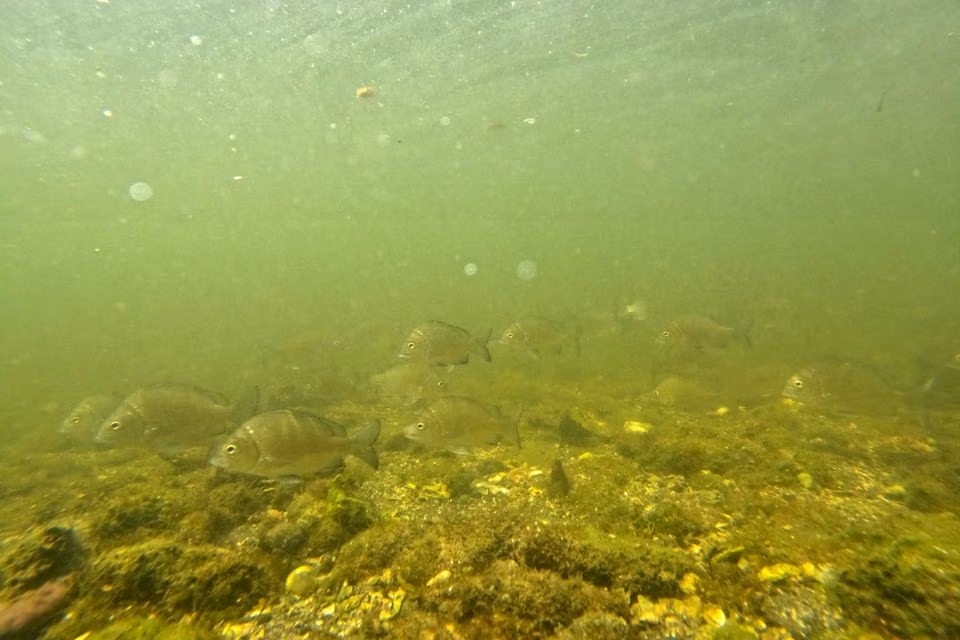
<box><xmin>758</xmin><ymin>563</ymin><xmax>802</xmax><ymax>582</ymax></box>
<box><xmin>679</xmin><ymin>572</ymin><xmax>700</xmax><ymax>595</ymax></box>
<box><xmin>420</xmin><ymin>482</ymin><xmax>450</xmax><ymax>499</ymax></box>
<box><xmin>702</xmin><ymin>605</ymin><xmax>726</xmax><ymax>626</ymax></box>
<box><xmin>379</xmin><ymin>587</ymin><xmax>405</xmax><ymax>620</ymax></box>
<box><xmin>284</xmin><ymin>565</ymin><xmax>318</xmax><ymax>597</ymax></box>
<box><xmin>882</xmin><ymin>484</ymin><xmax>907</xmax><ymax>499</ymax></box>
<box><xmin>474</xmin><ymin>481</ymin><xmax>510</xmax><ymax>495</ymax></box>
<box><xmin>623</xmin><ymin>420</ymin><xmax>652</xmax><ymax>433</ymax></box>
<box><xmin>426</xmin><ymin>569</ymin><xmax>452</xmax><ymax>587</ymax></box>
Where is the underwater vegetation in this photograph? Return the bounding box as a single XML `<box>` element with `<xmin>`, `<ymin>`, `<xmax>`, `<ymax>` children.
<box><xmin>3</xmin><ymin>352</ymin><xmax>960</xmax><ymax>640</ymax></box>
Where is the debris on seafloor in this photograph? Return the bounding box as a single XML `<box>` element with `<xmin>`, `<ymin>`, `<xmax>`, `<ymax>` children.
<box><xmin>548</xmin><ymin>459</ymin><xmax>571</xmax><ymax>498</ymax></box>
<box><xmin>0</xmin><ymin>574</ymin><xmax>75</xmax><ymax>637</ymax></box>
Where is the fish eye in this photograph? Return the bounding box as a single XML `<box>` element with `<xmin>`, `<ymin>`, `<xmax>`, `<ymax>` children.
<box><xmin>791</xmin><ymin>378</ymin><xmax>804</xmax><ymax>389</ymax></box>
<box><xmin>224</xmin><ymin>443</ymin><xmax>238</xmax><ymax>455</ymax></box>
<box><xmin>416</xmin><ymin>422</ymin><xmax>425</xmax><ymax>431</ymax></box>
<box><xmin>71</xmin><ymin>417</ymin><xmax>81</xmax><ymax>425</ymax></box>
<box><xmin>661</xmin><ymin>330</ymin><xmax>670</xmax><ymax>338</ymax></box>
<box><xmin>406</xmin><ymin>342</ymin><xmax>416</xmax><ymax>351</ymax></box>
<box><xmin>109</xmin><ymin>421</ymin><xmax>121</xmax><ymax>431</ymax></box>
<box><xmin>506</xmin><ymin>332</ymin><xmax>514</xmax><ymax>339</ymax></box>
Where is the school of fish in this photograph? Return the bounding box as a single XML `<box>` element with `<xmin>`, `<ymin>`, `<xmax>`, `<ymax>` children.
<box><xmin>60</xmin><ymin>303</ymin><xmax>957</xmax><ymax>483</ymax></box>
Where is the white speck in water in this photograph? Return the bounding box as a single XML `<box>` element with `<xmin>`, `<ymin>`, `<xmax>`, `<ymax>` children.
<box><xmin>128</xmin><ymin>182</ymin><xmax>153</xmax><ymax>202</ymax></box>
<box><xmin>522</xmin><ymin>117</ymin><xmax>537</xmax><ymax>125</ymax></box>
<box><xmin>464</xmin><ymin>263</ymin><xmax>478</xmax><ymax>276</ymax></box>
<box><xmin>303</xmin><ymin>34</ymin><xmax>327</xmax><ymax>55</ymax></box>
<box><xmin>22</xmin><ymin>127</ymin><xmax>46</xmax><ymax>143</ymax></box>
<box><xmin>516</xmin><ymin>260</ymin><xmax>538</xmax><ymax>281</ymax></box>
<box><xmin>440</xmin><ymin>116</ymin><xmax>451</xmax><ymax>126</ymax></box>
<box><xmin>189</xmin><ymin>35</ymin><xmax>203</xmax><ymax>46</ymax></box>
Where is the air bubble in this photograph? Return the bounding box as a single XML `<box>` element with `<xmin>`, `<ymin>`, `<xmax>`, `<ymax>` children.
<box><xmin>128</xmin><ymin>182</ymin><xmax>153</xmax><ymax>202</ymax></box>
<box><xmin>516</xmin><ymin>260</ymin><xmax>538</xmax><ymax>281</ymax></box>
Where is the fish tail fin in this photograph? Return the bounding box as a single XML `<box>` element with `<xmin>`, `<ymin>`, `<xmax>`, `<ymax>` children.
<box><xmin>349</xmin><ymin>419</ymin><xmax>381</xmax><ymax>469</ymax></box>
<box><xmin>475</xmin><ymin>328</ymin><xmax>493</xmax><ymax>362</ymax></box>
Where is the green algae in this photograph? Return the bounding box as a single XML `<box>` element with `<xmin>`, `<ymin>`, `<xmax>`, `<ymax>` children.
<box><xmin>64</xmin><ymin>617</ymin><xmax>219</xmax><ymax>640</ymax></box>
<box><xmin>82</xmin><ymin>539</ymin><xmax>276</xmax><ymax>616</ymax></box>
<box><xmin>828</xmin><ymin>528</ymin><xmax>960</xmax><ymax>637</ymax></box>
<box><xmin>3</xmin><ymin>389</ymin><xmax>960</xmax><ymax>639</ymax></box>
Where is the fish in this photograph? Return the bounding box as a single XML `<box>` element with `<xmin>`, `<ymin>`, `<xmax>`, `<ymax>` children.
<box><xmin>781</xmin><ymin>358</ymin><xmax>906</xmax><ymax>417</ymax></box>
<box><xmin>651</xmin><ymin>376</ymin><xmax>725</xmax><ymax>413</ymax></box>
<box><xmin>265</xmin><ymin>321</ymin><xmax>393</xmax><ymax>371</ymax></box>
<box><xmin>60</xmin><ymin>394</ymin><xmax>119</xmax><ymax>440</ymax></box>
<box><xmin>915</xmin><ymin>350</ymin><xmax>960</xmax><ymax>422</ymax></box>
<box><xmin>398</xmin><ymin>321</ymin><xmax>491</xmax><ymax>366</ymax></box>
<box><xmin>498</xmin><ymin>316</ymin><xmax>581</xmax><ymax>357</ymax></box>
<box><xmin>369</xmin><ymin>363</ymin><xmax>451</xmax><ymax>406</ymax></box>
<box><xmin>95</xmin><ymin>384</ymin><xmax>242</xmax><ymax>453</ymax></box>
<box><xmin>210</xmin><ymin>410</ymin><xmax>380</xmax><ymax>478</ymax></box>
<box><xmin>403</xmin><ymin>396</ymin><xmax>520</xmax><ymax>455</ymax></box>
<box><xmin>619</xmin><ymin>299</ymin><xmax>648</xmax><ymax>322</ymax></box>
<box><xmin>657</xmin><ymin>314</ymin><xmax>750</xmax><ymax>352</ymax></box>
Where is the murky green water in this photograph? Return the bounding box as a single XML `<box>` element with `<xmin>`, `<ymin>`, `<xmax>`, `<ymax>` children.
<box><xmin>2</xmin><ymin>1</ymin><xmax>960</xmax><ymax>638</ymax></box>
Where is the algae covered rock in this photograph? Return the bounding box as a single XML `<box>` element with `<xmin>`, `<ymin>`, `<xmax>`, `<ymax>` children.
<box><xmin>87</xmin><ymin>539</ymin><xmax>275</xmax><ymax>617</ymax></box>
<box><xmin>830</xmin><ymin>533</ymin><xmax>960</xmax><ymax>637</ymax></box>
<box><xmin>0</xmin><ymin>526</ymin><xmax>85</xmax><ymax>593</ymax></box>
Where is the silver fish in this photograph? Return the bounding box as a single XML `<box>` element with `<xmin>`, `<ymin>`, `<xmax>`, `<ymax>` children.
<box><xmin>499</xmin><ymin>317</ymin><xmax>581</xmax><ymax>357</ymax></box>
<box><xmin>403</xmin><ymin>396</ymin><xmax>520</xmax><ymax>455</ymax></box>
<box><xmin>657</xmin><ymin>314</ymin><xmax>750</xmax><ymax>352</ymax></box>
<box><xmin>651</xmin><ymin>376</ymin><xmax>725</xmax><ymax>414</ymax></box>
<box><xmin>210</xmin><ymin>410</ymin><xmax>379</xmax><ymax>478</ymax></box>
<box><xmin>95</xmin><ymin>384</ymin><xmax>237</xmax><ymax>452</ymax></box>
<box><xmin>619</xmin><ymin>299</ymin><xmax>648</xmax><ymax>322</ymax></box>
<box><xmin>398</xmin><ymin>321</ymin><xmax>491</xmax><ymax>366</ymax></box>
<box><xmin>61</xmin><ymin>394</ymin><xmax>119</xmax><ymax>440</ymax></box>
<box><xmin>916</xmin><ymin>350</ymin><xmax>960</xmax><ymax>420</ymax></box>
<box><xmin>781</xmin><ymin>359</ymin><xmax>905</xmax><ymax>417</ymax></box>
<box><xmin>369</xmin><ymin>363</ymin><xmax>451</xmax><ymax>406</ymax></box>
